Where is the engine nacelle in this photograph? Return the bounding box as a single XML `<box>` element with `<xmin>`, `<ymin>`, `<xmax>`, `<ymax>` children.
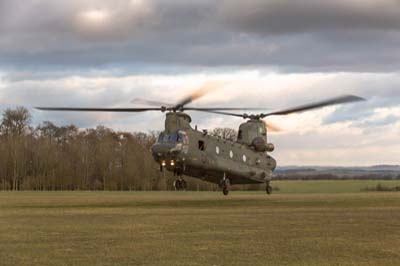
<box><xmin>252</xmin><ymin>137</ymin><xmax>275</xmax><ymax>152</ymax></box>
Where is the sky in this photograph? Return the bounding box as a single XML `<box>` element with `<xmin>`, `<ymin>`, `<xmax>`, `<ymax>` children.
<box><xmin>0</xmin><ymin>0</ymin><xmax>399</xmax><ymax>166</ymax></box>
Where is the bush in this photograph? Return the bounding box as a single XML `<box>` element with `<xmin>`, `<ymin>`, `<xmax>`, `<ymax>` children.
<box><xmin>361</xmin><ymin>184</ymin><xmax>400</xmax><ymax>192</ymax></box>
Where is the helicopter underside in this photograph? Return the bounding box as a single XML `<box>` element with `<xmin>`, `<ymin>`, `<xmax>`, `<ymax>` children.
<box><xmin>181</xmin><ymin>165</ymin><xmax>264</xmax><ymax>185</ymax></box>
<box><xmin>163</xmin><ymin>162</ymin><xmax>267</xmax><ymax>185</ymax></box>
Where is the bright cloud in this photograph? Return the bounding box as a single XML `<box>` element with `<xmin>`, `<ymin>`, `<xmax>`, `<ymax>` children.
<box><xmin>1</xmin><ymin>70</ymin><xmax>399</xmax><ymax>166</ymax></box>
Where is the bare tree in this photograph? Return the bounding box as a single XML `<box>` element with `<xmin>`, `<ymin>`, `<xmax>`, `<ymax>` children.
<box><xmin>211</xmin><ymin>128</ymin><xmax>237</xmax><ymax>141</ymax></box>
<box><xmin>0</xmin><ymin>107</ymin><xmax>32</xmax><ymax>190</ymax></box>
<box><xmin>1</xmin><ymin>107</ymin><xmax>31</xmax><ymax>137</ymax></box>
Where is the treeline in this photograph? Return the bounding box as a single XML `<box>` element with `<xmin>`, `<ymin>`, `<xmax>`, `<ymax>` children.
<box><xmin>0</xmin><ymin>107</ymin><xmax>156</xmax><ymax>190</ymax></box>
<box><xmin>0</xmin><ymin>107</ymin><xmax>244</xmax><ymax>191</ymax></box>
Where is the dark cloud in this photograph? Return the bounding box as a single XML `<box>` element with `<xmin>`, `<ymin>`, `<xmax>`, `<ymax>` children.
<box><xmin>0</xmin><ymin>0</ymin><xmax>399</xmax><ymax>71</ymax></box>
<box><xmin>220</xmin><ymin>0</ymin><xmax>400</xmax><ymax>34</ymax></box>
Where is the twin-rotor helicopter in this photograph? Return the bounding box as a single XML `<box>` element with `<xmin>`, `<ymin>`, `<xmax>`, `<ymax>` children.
<box><xmin>37</xmin><ymin>87</ymin><xmax>364</xmax><ymax>195</ymax></box>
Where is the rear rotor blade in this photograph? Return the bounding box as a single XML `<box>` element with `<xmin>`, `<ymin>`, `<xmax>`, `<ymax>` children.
<box><xmin>262</xmin><ymin>95</ymin><xmax>365</xmax><ymax>117</ymax></box>
<box><xmin>36</xmin><ymin>107</ymin><xmax>164</xmax><ymax>112</ymax></box>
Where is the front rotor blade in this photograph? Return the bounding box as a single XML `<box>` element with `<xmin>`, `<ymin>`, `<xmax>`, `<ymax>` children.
<box><xmin>173</xmin><ymin>81</ymin><xmax>225</xmax><ymax>109</ymax></box>
<box><xmin>36</xmin><ymin>107</ymin><xmax>163</xmax><ymax>112</ymax></box>
<box><xmin>189</xmin><ymin>109</ymin><xmax>245</xmax><ymax>118</ymax></box>
<box><xmin>131</xmin><ymin>98</ymin><xmax>173</xmax><ymax>107</ymax></box>
<box><xmin>263</xmin><ymin>95</ymin><xmax>365</xmax><ymax>117</ymax></box>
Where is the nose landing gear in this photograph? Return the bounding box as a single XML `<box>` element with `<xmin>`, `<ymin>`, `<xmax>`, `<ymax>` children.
<box><xmin>173</xmin><ymin>177</ymin><xmax>187</xmax><ymax>191</ymax></box>
<box><xmin>173</xmin><ymin>168</ymin><xmax>187</xmax><ymax>191</ymax></box>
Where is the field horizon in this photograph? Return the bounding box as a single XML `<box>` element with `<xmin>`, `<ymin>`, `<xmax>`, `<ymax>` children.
<box><xmin>2</xmin><ymin>179</ymin><xmax>400</xmax><ymax>194</ymax></box>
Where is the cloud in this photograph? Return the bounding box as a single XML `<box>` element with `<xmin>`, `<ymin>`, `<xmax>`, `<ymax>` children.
<box><xmin>220</xmin><ymin>0</ymin><xmax>400</xmax><ymax>34</ymax></box>
<box><xmin>0</xmin><ymin>0</ymin><xmax>400</xmax><ymax>71</ymax></box>
<box><xmin>1</xmin><ymin>70</ymin><xmax>400</xmax><ymax>165</ymax></box>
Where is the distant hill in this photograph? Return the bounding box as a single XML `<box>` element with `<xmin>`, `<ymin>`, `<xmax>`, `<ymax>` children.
<box><xmin>275</xmin><ymin>165</ymin><xmax>400</xmax><ymax>180</ymax></box>
<box><xmin>277</xmin><ymin>165</ymin><xmax>400</xmax><ymax>172</ymax></box>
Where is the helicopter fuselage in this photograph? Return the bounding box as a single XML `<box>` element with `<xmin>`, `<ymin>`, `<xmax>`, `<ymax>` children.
<box><xmin>151</xmin><ymin>112</ymin><xmax>276</xmax><ymax>185</ymax></box>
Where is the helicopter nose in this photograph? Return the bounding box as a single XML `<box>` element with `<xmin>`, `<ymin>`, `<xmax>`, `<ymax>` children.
<box><xmin>151</xmin><ymin>143</ymin><xmax>181</xmax><ymax>157</ymax></box>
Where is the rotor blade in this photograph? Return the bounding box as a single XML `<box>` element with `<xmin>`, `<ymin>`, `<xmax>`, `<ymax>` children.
<box><xmin>190</xmin><ymin>109</ymin><xmax>246</xmax><ymax>118</ymax></box>
<box><xmin>262</xmin><ymin>95</ymin><xmax>365</xmax><ymax>117</ymax></box>
<box><xmin>131</xmin><ymin>98</ymin><xmax>173</xmax><ymax>107</ymax></box>
<box><xmin>185</xmin><ymin>107</ymin><xmax>263</xmax><ymax>111</ymax></box>
<box><xmin>36</xmin><ymin>107</ymin><xmax>163</xmax><ymax>112</ymax></box>
<box><xmin>173</xmin><ymin>81</ymin><xmax>225</xmax><ymax>109</ymax></box>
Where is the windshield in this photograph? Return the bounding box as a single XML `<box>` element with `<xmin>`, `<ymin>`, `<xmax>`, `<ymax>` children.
<box><xmin>158</xmin><ymin>131</ymin><xmax>188</xmax><ymax>144</ymax></box>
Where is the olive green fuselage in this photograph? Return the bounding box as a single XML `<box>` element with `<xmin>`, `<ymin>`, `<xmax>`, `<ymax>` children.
<box><xmin>151</xmin><ymin>112</ymin><xmax>276</xmax><ymax>185</ymax></box>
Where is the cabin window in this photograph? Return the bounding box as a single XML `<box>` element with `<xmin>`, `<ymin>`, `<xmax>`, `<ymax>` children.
<box><xmin>229</xmin><ymin>150</ymin><xmax>234</xmax><ymax>158</ymax></box>
<box><xmin>243</xmin><ymin>155</ymin><xmax>247</xmax><ymax>162</ymax></box>
<box><xmin>216</xmin><ymin>146</ymin><xmax>220</xmax><ymax>155</ymax></box>
<box><xmin>198</xmin><ymin>140</ymin><xmax>205</xmax><ymax>151</ymax></box>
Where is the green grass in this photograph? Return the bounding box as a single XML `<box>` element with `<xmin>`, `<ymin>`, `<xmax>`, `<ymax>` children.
<box><xmin>273</xmin><ymin>180</ymin><xmax>400</xmax><ymax>194</ymax></box>
<box><xmin>1</xmin><ymin>186</ymin><xmax>400</xmax><ymax>266</ymax></box>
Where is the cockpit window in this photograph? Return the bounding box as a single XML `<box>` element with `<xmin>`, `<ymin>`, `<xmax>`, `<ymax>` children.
<box><xmin>158</xmin><ymin>131</ymin><xmax>188</xmax><ymax>144</ymax></box>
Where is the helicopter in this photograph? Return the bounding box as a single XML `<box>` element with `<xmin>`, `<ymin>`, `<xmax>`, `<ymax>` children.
<box><xmin>36</xmin><ymin>87</ymin><xmax>364</xmax><ymax>195</ymax></box>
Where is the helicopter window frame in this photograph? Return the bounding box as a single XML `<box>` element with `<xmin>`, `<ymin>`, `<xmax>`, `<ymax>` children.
<box><xmin>198</xmin><ymin>140</ymin><xmax>205</xmax><ymax>151</ymax></box>
<box><xmin>178</xmin><ymin>131</ymin><xmax>189</xmax><ymax>145</ymax></box>
<box><xmin>158</xmin><ymin>131</ymin><xmax>188</xmax><ymax>144</ymax></box>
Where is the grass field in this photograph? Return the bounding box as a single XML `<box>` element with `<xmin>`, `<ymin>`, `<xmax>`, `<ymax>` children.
<box><xmin>273</xmin><ymin>180</ymin><xmax>400</xmax><ymax>193</ymax></box>
<box><xmin>1</xmin><ymin>181</ymin><xmax>400</xmax><ymax>266</ymax></box>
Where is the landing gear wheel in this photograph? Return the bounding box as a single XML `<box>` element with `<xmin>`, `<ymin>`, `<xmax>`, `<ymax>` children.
<box><xmin>174</xmin><ymin>178</ymin><xmax>187</xmax><ymax>191</ymax></box>
<box><xmin>223</xmin><ymin>188</ymin><xmax>229</xmax><ymax>196</ymax></box>
<box><xmin>221</xmin><ymin>178</ymin><xmax>231</xmax><ymax>196</ymax></box>
<box><xmin>181</xmin><ymin>179</ymin><xmax>187</xmax><ymax>191</ymax></box>
<box><xmin>174</xmin><ymin>179</ymin><xmax>182</xmax><ymax>191</ymax></box>
<box><xmin>266</xmin><ymin>184</ymin><xmax>272</xmax><ymax>195</ymax></box>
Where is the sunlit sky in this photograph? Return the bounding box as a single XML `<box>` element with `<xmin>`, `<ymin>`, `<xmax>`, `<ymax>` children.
<box><xmin>0</xmin><ymin>0</ymin><xmax>400</xmax><ymax>166</ymax></box>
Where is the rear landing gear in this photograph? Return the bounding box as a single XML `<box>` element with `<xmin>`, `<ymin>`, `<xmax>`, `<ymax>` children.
<box><xmin>266</xmin><ymin>181</ymin><xmax>272</xmax><ymax>195</ymax></box>
<box><xmin>220</xmin><ymin>177</ymin><xmax>230</xmax><ymax>196</ymax></box>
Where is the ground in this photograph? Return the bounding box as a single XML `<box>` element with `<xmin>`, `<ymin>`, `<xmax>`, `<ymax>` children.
<box><xmin>1</xmin><ymin>180</ymin><xmax>400</xmax><ymax>266</ymax></box>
